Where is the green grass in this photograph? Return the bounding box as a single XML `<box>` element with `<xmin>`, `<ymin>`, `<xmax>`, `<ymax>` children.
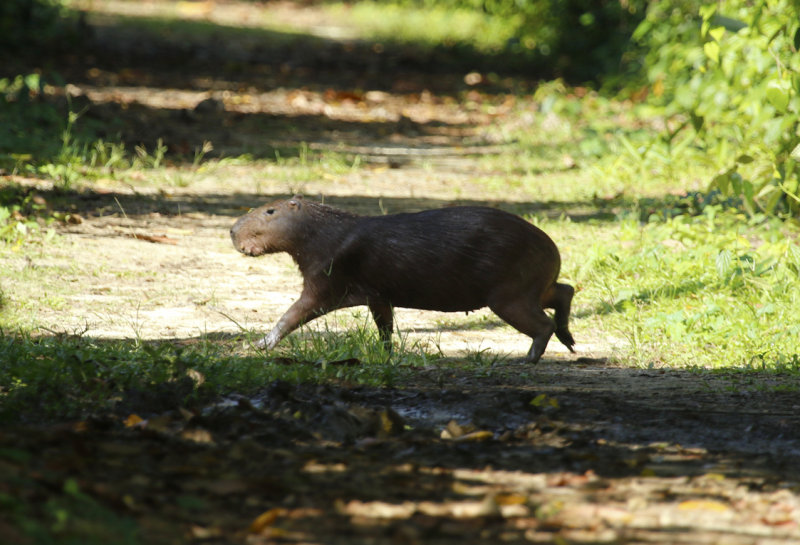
<box><xmin>543</xmin><ymin>208</ymin><xmax>800</xmax><ymax>370</ymax></box>
<box><xmin>327</xmin><ymin>1</ymin><xmax>520</xmax><ymax>55</ymax></box>
<box><xmin>0</xmin><ymin>469</ymin><xmax>140</xmax><ymax>545</ymax></box>
<box><xmin>0</xmin><ymin>323</ymin><xmax>450</xmax><ymax>421</ymax></box>
<box><xmin>474</xmin><ymin>87</ymin><xmax>800</xmax><ymax>370</ymax></box>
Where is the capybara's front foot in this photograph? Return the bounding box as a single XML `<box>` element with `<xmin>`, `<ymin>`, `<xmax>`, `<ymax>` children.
<box><xmin>254</xmin><ymin>330</ymin><xmax>281</xmax><ymax>350</ymax></box>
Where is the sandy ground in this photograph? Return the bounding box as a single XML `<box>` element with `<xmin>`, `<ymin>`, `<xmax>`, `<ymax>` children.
<box><xmin>13</xmin><ymin>174</ymin><xmax>604</xmax><ymax>362</ymax></box>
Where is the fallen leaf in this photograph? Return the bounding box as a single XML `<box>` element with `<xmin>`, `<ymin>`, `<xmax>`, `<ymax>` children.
<box><xmin>130</xmin><ymin>233</ymin><xmax>179</xmax><ymax>245</ymax></box>
<box><xmin>72</xmin><ymin>421</ymin><xmax>89</xmax><ymax>432</ymax></box>
<box><xmin>453</xmin><ymin>430</ymin><xmax>494</xmax><ymax>442</ymax></box>
<box><xmin>678</xmin><ymin>500</ymin><xmax>729</xmax><ymax>512</ymax></box>
<box><xmin>495</xmin><ymin>493</ymin><xmax>528</xmax><ymax>506</ymax></box>
<box><xmin>377</xmin><ymin>408</ymin><xmax>405</xmax><ymax>437</ymax></box>
<box><xmin>124</xmin><ymin>414</ymin><xmax>144</xmax><ymax>427</ymax></box>
<box><xmin>249</xmin><ymin>508</ymin><xmax>286</xmax><ymax>533</ymax></box>
<box><xmin>442</xmin><ymin>420</ymin><xmax>476</xmax><ymax>439</ymax></box>
<box><xmin>180</xmin><ymin>428</ymin><xmax>214</xmax><ymax>444</ymax></box>
<box><xmin>530</xmin><ymin>393</ymin><xmax>559</xmax><ymax>409</ymax></box>
<box><xmin>190</xmin><ymin>525</ymin><xmax>221</xmax><ymax>539</ymax></box>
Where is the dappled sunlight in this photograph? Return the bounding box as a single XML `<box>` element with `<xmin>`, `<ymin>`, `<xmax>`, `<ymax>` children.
<box><xmin>77</xmin><ymin>0</ymin><xmax>362</xmax><ymax>39</ymax></box>
<box><xmin>2</xmin><ymin>1</ymin><xmax>800</xmax><ymax>543</ymax></box>
<box><xmin>53</xmin><ymin>2</ymin><xmax>522</xmax><ymax>169</ymax></box>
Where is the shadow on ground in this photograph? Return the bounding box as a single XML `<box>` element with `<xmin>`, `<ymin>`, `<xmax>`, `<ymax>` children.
<box><xmin>2</xmin><ymin>335</ymin><xmax>799</xmax><ymax>543</ymax></box>
<box><xmin>1</xmin><ymin>0</ymin><xmax>631</xmax><ymax>183</ymax></box>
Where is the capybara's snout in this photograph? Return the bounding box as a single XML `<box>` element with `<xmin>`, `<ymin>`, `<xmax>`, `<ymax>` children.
<box><xmin>230</xmin><ymin>215</ymin><xmax>262</xmax><ymax>256</ymax></box>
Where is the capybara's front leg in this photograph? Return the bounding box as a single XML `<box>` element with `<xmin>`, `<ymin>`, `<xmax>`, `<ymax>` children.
<box><xmin>368</xmin><ymin>300</ymin><xmax>394</xmax><ymax>349</ymax></box>
<box><xmin>256</xmin><ymin>295</ymin><xmax>325</xmax><ymax>350</ymax></box>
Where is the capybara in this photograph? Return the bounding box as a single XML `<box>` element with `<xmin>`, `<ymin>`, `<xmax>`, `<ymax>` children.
<box><xmin>230</xmin><ymin>196</ymin><xmax>575</xmax><ymax>363</ymax></box>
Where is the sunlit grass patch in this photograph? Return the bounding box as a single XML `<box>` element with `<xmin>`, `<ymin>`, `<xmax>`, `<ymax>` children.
<box><xmin>327</xmin><ymin>1</ymin><xmax>520</xmax><ymax>54</ymax></box>
<box><xmin>563</xmin><ymin>209</ymin><xmax>800</xmax><ymax>369</ymax></box>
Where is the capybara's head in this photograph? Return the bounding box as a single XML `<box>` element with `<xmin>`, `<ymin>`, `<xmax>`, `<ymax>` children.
<box><xmin>230</xmin><ymin>197</ymin><xmax>305</xmax><ymax>257</ymax></box>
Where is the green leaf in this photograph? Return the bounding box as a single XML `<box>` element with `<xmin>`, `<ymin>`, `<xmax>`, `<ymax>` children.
<box><xmin>703</xmin><ymin>41</ymin><xmax>720</xmax><ymax>63</ymax></box>
<box><xmin>788</xmin><ymin>244</ymin><xmax>800</xmax><ymax>268</ymax></box>
<box><xmin>631</xmin><ymin>19</ymin><xmax>652</xmax><ymax>42</ymax></box>
<box><xmin>764</xmin><ymin>188</ymin><xmax>784</xmax><ymax>214</ymax></box>
<box><xmin>790</xmin><ymin>143</ymin><xmax>800</xmax><ymax>161</ymax></box>
<box><xmin>699</xmin><ymin>5</ymin><xmax>717</xmax><ymax>21</ymax></box>
<box><xmin>701</xmin><ymin>18</ymin><xmax>710</xmax><ymax>38</ymax></box>
<box><xmin>23</xmin><ymin>73</ymin><xmax>40</xmax><ymax>92</ymax></box>
<box><xmin>730</xmin><ymin>172</ymin><xmax>743</xmax><ymax>195</ymax></box>
<box><xmin>709</xmin><ymin>27</ymin><xmax>726</xmax><ymax>42</ymax></box>
<box><xmin>766</xmin><ymin>79</ymin><xmax>791</xmax><ymax>112</ymax></box>
<box><xmin>750</xmin><ymin>0</ymin><xmax>766</xmax><ymax>30</ymax></box>
<box><xmin>63</xmin><ymin>478</ymin><xmax>81</xmax><ymax>497</ymax></box>
<box><xmin>716</xmin><ymin>250</ymin><xmax>733</xmax><ymax>280</ymax></box>
<box><xmin>712</xmin><ymin>171</ymin><xmax>731</xmax><ymax>194</ymax></box>
<box><xmin>690</xmin><ymin>112</ymin><xmax>704</xmax><ymax>132</ymax></box>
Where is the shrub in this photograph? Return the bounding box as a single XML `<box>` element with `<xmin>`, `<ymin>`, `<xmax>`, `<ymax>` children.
<box><xmin>632</xmin><ymin>0</ymin><xmax>800</xmax><ymax>217</ymax></box>
<box><xmin>0</xmin><ymin>0</ymin><xmax>66</xmax><ymax>53</ymax></box>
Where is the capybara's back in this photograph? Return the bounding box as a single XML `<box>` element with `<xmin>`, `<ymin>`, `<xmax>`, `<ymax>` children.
<box><xmin>231</xmin><ymin>197</ymin><xmax>574</xmax><ymax>362</ymax></box>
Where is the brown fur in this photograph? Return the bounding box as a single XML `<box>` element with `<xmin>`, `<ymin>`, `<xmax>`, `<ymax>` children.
<box><xmin>230</xmin><ymin>196</ymin><xmax>575</xmax><ymax>362</ymax></box>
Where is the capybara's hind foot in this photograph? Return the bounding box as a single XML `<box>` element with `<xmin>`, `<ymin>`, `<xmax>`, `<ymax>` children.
<box><xmin>555</xmin><ymin>327</ymin><xmax>575</xmax><ymax>353</ymax></box>
<box><xmin>552</xmin><ymin>282</ymin><xmax>575</xmax><ymax>352</ymax></box>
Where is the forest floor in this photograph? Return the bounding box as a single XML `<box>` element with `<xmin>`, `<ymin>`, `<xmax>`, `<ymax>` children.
<box><xmin>2</xmin><ymin>1</ymin><xmax>800</xmax><ymax>544</ymax></box>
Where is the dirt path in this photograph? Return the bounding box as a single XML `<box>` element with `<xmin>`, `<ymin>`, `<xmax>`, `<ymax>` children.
<box><xmin>2</xmin><ymin>2</ymin><xmax>800</xmax><ymax>543</ymax></box>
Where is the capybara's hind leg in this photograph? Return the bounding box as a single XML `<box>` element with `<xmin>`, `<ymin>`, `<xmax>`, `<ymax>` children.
<box><xmin>489</xmin><ymin>298</ymin><xmax>555</xmax><ymax>364</ymax></box>
<box><xmin>551</xmin><ymin>282</ymin><xmax>576</xmax><ymax>352</ymax></box>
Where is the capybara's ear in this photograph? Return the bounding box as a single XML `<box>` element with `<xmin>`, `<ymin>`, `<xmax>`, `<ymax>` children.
<box><xmin>288</xmin><ymin>197</ymin><xmax>302</xmax><ymax>209</ymax></box>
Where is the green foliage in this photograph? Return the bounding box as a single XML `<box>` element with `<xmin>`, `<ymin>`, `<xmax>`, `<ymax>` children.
<box><xmin>0</xmin><ymin>73</ymin><xmax>68</xmax><ymax>169</ymax></box>
<box><xmin>0</xmin><ymin>471</ymin><xmax>140</xmax><ymax>545</ymax></box>
<box><xmin>0</xmin><ymin>74</ymin><xmax>207</xmax><ymax>188</ymax></box>
<box><xmin>0</xmin><ymin>184</ymin><xmax>56</xmax><ymax>245</ymax></box>
<box><xmin>0</xmin><ymin>0</ymin><xmax>67</xmax><ymax>53</ymax></box>
<box><xmin>570</xmin><ymin>208</ymin><xmax>800</xmax><ymax>369</ymax></box>
<box><xmin>0</xmin><ymin>334</ymin><xmax>214</xmax><ymax>419</ymax></box>
<box><xmin>632</xmin><ymin>0</ymin><xmax>800</xmax><ymax>218</ymax></box>
<box><xmin>340</xmin><ymin>1</ymin><xmax>519</xmax><ymax>56</ymax></box>
<box><xmin>345</xmin><ymin>0</ymin><xmax>645</xmax><ymax>80</ymax></box>
<box><xmin>0</xmin><ymin>329</ymin><xmax>428</xmax><ymax>420</ymax></box>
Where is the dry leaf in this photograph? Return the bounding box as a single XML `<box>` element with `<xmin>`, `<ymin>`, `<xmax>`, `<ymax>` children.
<box><xmin>249</xmin><ymin>508</ymin><xmax>287</xmax><ymax>533</ymax></box>
<box><xmin>453</xmin><ymin>430</ymin><xmax>494</xmax><ymax>442</ymax></box>
<box><xmin>124</xmin><ymin>414</ymin><xmax>144</xmax><ymax>427</ymax></box>
<box><xmin>130</xmin><ymin>233</ymin><xmax>179</xmax><ymax>245</ymax></box>
<box><xmin>678</xmin><ymin>500</ymin><xmax>730</xmax><ymax>512</ymax></box>
<box><xmin>495</xmin><ymin>493</ymin><xmax>528</xmax><ymax>506</ymax></box>
<box><xmin>181</xmin><ymin>428</ymin><xmax>214</xmax><ymax>444</ymax></box>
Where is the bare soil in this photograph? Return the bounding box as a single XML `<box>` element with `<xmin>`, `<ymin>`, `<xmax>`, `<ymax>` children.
<box><xmin>2</xmin><ymin>2</ymin><xmax>800</xmax><ymax>543</ymax></box>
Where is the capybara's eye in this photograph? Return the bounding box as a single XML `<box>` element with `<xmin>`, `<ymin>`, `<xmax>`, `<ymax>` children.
<box><xmin>265</xmin><ymin>209</ymin><xmax>275</xmax><ymax>215</ymax></box>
